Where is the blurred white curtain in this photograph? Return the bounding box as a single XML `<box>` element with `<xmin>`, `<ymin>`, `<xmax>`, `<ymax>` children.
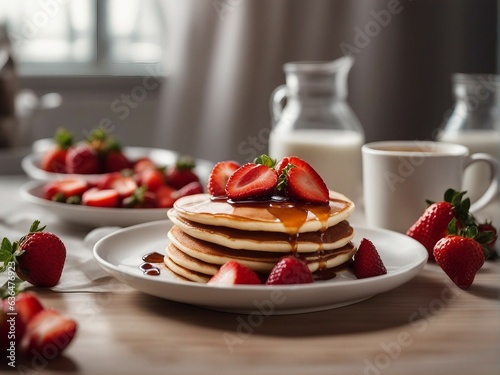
<box><xmin>153</xmin><ymin>0</ymin><xmax>353</xmax><ymax>163</ymax></box>
<box><xmin>153</xmin><ymin>0</ymin><xmax>496</xmax><ymax>163</ymax></box>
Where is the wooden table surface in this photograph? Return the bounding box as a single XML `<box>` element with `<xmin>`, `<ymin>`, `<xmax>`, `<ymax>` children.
<box><xmin>1</xmin><ymin>176</ymin><xmax>499</xmax><ymax>375</ymax></box>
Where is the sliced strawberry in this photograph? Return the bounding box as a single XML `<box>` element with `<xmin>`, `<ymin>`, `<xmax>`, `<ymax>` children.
<box><xmin>208</xmin><ymin>261</ymin><xmax>261</xmax><ymax>286</ymax></box>
<box><xmin>282</xmin><ymin>157</ymin><xmax>328</xmax><ymax>204</ymax></box>
<box><xmin>21</xmin><ymin>309</ymin><xmax>77</xmax><ymax>357</ymax></box>
<box><xmin>122</xmin><ymin>186</ymin><xmax>157</xmax><ymax>208</ymax></box>
<box><xmin>43</xmin><ymin>178</ymin><xmax>89</xmax><ymax>200</ymax></box>
<box><xmin>265</xmin><ymin>256</ymin><xmax>313</xmax><ymax>285</ymax></box>
<box><xmin>225</xmin><ymin>163</ymin><xmax>278</xmax><ymax>201</ymax></box>
<box><xmin>82</xmin><ymin>188</ymin><xmax>119</xmax><ymax>208</ymax></box>
<box><xmin>352</xmin><ymin>238</ymin><xmax>387</xmax><ymax>279</ymax></box>
<box><xmin>171</xmin><ymin>181</ymin><xmax>204</xmax><ymax>200</ymax></box>
<box><xmin>96</xmin><ymin>172</ymin><xmax>122</xmax><ymax>190</ymax></box>
<box><xmin>156</xmin><ymin>185</ymin><xmax>176</xmax><ymax>208</ymax></box>
<box><xmin>207</xmin><ymin>160</ymin><xmax>240</xmax><ymax>197</ymax></box>
<box><xmin>133</xmin><ymin>157</ymin><xmax>157</xmax><ymax>174</ymax></box>
<box><xmin>110</xmin><ymin>176</ymin><xmax>137</xmax><ymax>198</ymax></box>
<box><xmin>15</xmin><ymin>292</ymin><xmax>45</xmax><ymax>326</ymax></box>
<box><xmin>140</xmin><ymin>169</ymin><xmax>165</xmax><ymax>192</ymax></box>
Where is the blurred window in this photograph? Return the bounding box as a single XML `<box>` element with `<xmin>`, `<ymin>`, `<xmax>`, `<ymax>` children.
<box><xmin>0</xmin><ymin>0</ymin><xmax>164</xmax><ymax>75</ymax></box>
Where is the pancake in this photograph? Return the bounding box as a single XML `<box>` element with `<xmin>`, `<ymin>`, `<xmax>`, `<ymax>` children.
<box><xmin>167</xmin><ymin>226</ymin><xmax>357</xmax><ymax>274</ymax></box>
<box><xmin>168</xmin><ymin>208</ymin><xmax>354</xmax><ymax>253</ymax></box>
<box><xmin>164</xmin><ymin>247</ymin><xmax>211</xmax><ymax>283</ymax></box>
<box><xmin>172</xmin><ymin>190</ymin><xmax>354</xmax><ymax>234</ymax></box>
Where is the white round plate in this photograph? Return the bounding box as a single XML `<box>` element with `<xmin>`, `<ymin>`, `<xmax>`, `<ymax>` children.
<box><xmin>20</xmin><ymin>180</ymin><xmax>171</xmax><ymax>227</ymax></box>
<box><xmin>21</xmin><ymin>146</ymin><xmax>213</xmax><ymax>184</ymax></box>
<box><xmin>93</xmin><ymin>220</ymin><xmax>428</xmax><ymax>314</ymax></box>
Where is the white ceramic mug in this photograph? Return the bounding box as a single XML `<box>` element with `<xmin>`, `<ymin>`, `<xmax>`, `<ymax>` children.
<box><xmin>362</xmin><ymin>141</ymin><xmax>498</xmax><ymax>233</ymax></box>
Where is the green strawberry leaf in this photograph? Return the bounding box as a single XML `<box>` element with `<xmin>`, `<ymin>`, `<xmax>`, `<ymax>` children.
<box><xmin>254</xmin><ymin>154</ymin><xmax>276</xmax><ymax>168</ymax></box>
<box><xmin>0</xmin><ymin>277</ymin><xmax>27</xmax><ymax>299</ymax></box>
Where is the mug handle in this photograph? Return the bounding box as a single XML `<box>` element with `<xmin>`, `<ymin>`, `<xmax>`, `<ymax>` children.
<box><xmin>465</xmin><ymin>152</ymin><xmax>499</xmax><ymax>213</ymax></box>
<box><xmin>270</xmin><ymin>85</ymin><xmax>287</xmax><ymax>126</ymax></box>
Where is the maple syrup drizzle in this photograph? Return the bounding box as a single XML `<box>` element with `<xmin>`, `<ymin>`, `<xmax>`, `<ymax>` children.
<box><xmin>140</xmin><ymin>252</ymin><xmax>164</xmax><ymax>276</ymax></box>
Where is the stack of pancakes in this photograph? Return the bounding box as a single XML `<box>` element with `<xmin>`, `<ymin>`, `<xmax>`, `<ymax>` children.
<box><xmin>165</xmin><ymin>191</ymin><xmax>356</xmax><ymax>282</ymax></box>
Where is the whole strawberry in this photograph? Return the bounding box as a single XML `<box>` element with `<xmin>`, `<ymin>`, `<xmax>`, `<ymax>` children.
<box><xmin>352</xmin><ymin>238</ymin><xmax>387</xmax><ymax>279</ymax></box>
<box><xmin>477</xmin><ymin>221</ymin><xmax>498</xmax><ymax>259</ymax></box>
<box><xmin>40</xmin><ymin>128</ymin><xmax>73</xmax><ymax>173</ymax></box>
<box><xmin>265</xmin><ymin>256</ymin><xmax>314</xmax><ymax>285</ymax></box>
<box><xmin>65</xmin><ymin>143</ymin><xmax>100</xmax><ymax>174</ymax></box>
<box><xmin>166</xmin><ymin>156</ymin><xmax>200</xmax><ymax>190</ymax></box>
<box><xmin>1</xmin><ymin>221</ymin><xmax>66</xmax><ymax>287</ymax></box>
<box><xmin>406</xmin><ymin>189</ymin><xmax>473</xmax><ymax>261</ymax></box>
<box><xmin>433</xmin><ymin>221</ymin><xmax>487</xmax><ymax>289</ymax></box>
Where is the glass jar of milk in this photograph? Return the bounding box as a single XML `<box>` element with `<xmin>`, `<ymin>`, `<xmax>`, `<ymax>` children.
<box><xmin>437</xmin><ymin>73</ymin><xmax>500</xmax><ymax>201</ymax></box>
<box><xmin>268</xmin><ymin>56</ymin><xmax>365</xmax><ymax>203</ymax></box>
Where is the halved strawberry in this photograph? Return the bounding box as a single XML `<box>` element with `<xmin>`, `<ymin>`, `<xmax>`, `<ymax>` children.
<box><xmin>82</xmin><ymin>188</ymin><xmax>119</xmax><ymax>207</ymax></box>
<box><xmin>21</xmin><ymin>309</ymin><xmax>77</xmax><ymax>357</ymax></box>
<box><xmin>352</xmin><ymin>238</ymin><xmax>387</xmax><ymax>279</ymax></box>
<box><xmin>43</xmin><ymin>178</ymin><xmax>89</xmax><ymax>201</ymax></box>
<box><xmin>15</xmin><ymin>292</ymin><xmax>45</xmax><ymax>326</ymax></box>
<box><xmin>133</xmin><ymin>157</ymin><xmax>156</xmax><ymax>174</ymax></box>
<box><xmin>265</xmin><ymin>256</ymin><xmax>313</xmax><ymax>285</ymax></box>
<box><xmin>208</xmin><ymin>261</ymin><xmax>261</xmax><ymax>286</ymax></box>
<box><xmin>110</xmin><ymin>176</ymin><xmax>137</xmax><ymax>198</ymax></box>
<box><xmin>207</xmin><ymin>160</ymin><xmax>240</xmax><ymax>197</ymax></box>
<box><xmin>281</xmin><ymin>156</ymin><xmax>329</xmax><ymax>204</ymax></box>
<box><xmin>225</xmin><ymin>163</ymin><xmax>278</xmax><ymax>201</ymax></box>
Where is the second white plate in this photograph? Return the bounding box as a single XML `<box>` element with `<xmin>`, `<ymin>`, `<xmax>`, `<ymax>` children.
<box><xmin>93</xmin><ymin>220</ymin><xmax>428</xmax><ymax>314</ymax></box>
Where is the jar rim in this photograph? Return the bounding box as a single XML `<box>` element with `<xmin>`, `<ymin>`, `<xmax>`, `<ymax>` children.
<box><xmin>452</xmin><ymin>73</ymin><xmax>500</xmax><ymax>85</ymax></box>
<box><xmin>284</xmin><ymin>56</ymin><xmax>354</xmax><ymax>74</ymax></box>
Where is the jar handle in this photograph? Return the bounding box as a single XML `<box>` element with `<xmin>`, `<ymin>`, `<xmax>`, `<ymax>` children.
<box><xmin>270</xmin><ymin>85</ymin><xmax>287</xmax><ymax>126</ymax></box>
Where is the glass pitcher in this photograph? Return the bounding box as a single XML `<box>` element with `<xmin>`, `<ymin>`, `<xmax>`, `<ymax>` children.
<box><xmin>268</xmin><ymin>56</ymin><xmax>365</xmax><ymax>203</ymax></box>
<box><xmin>436</xmin><ymin>73</ymin><xmax>500</xmax><ymax>201</ymax></box>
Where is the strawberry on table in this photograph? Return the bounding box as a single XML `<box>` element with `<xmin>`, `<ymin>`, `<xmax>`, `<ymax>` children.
<box><xmin>433</xmin><ymin>219</ymin><xmax>488</xmax><ymax>289</ymax></box>
<box><xmin>207</xmin><ymin>160</ymin><xmax>240</xmax><ymax>197</ymax></box>
<box><xmin>166</xmin><ymin>156</ymin><xmax>200</xmax><ymax>189</ymax></box>
<box><xmin>208</xmin><ymin>261</ymin><xmax>261</xmax><ymax>286</ymax></box>
<box><xmin>406</xmin><ymin>189</ymin><xmax>473</xmax><ymax>261</ymax></box>
<box><xmin>265</xmin><ymin>256</ymin><xmax>314</xmax><ymax>285</ymax></box>
<box><xmin>477</xmin><ymin>221</ymin><xmax>498</xmax><ymax>258</ymax></box>
<box><xmin>40</xmin><ymin>128</ymin><xmax>73</xmax><ymax>173</ymax></box>
<box><xmin>14</xmin><ymin>292</ymin><xmax>45</xmax><ymax>326</ymax></box>
<box><xmin>21</xmin><ymin>308</ymin><xmax>77</xmax><ymax>357</ymax></box>
<box><xmin>0</xmin><ymin>221</ymin><xmax>66</xmax><ymax>287</ymax></box>
<box><xmin>352</xmin><ymin>238</ymin><xmax>387</xmax><ymax>279</ymax></box>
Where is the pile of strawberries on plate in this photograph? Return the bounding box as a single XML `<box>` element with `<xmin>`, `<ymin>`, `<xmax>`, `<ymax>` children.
<box><xmin>40</xmin><ymin>128</ymin><xmax>203</xmax><ymax>208</ymax></box>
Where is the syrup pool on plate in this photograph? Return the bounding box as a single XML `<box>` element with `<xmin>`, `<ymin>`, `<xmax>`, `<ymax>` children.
<box><xmin>268</xmin><ymin>129</ymin><xmax>364</xmax><ymax>203</ymax></box>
